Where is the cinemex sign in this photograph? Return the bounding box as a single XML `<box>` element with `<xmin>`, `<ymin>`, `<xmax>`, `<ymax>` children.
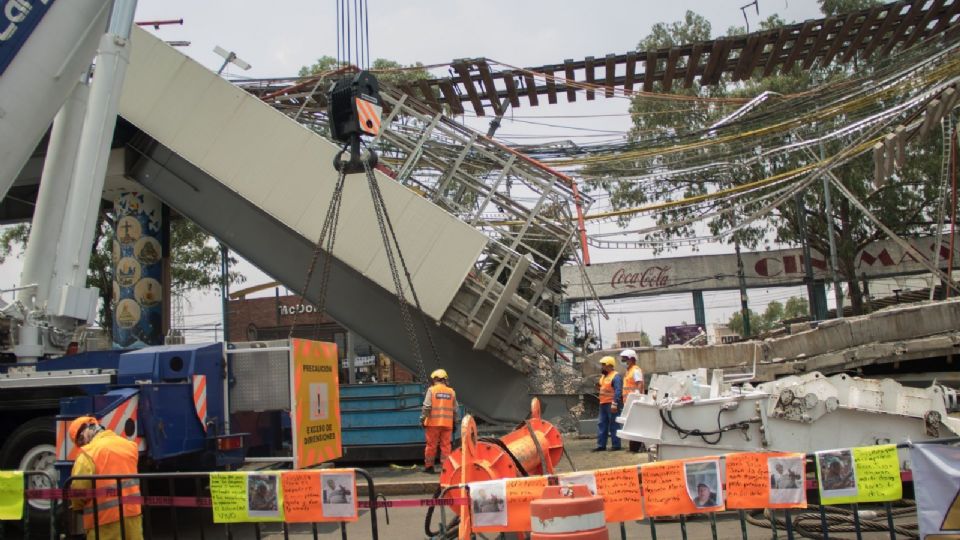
<box><xmin>562</xmin><ymin>236</ymin><xmax>960</xmax><ymax>301</ymax></box>
<box><xmin>0</xmin><ymin>0</ymin><xmax>54</xmax><ymax>77</ymax></box>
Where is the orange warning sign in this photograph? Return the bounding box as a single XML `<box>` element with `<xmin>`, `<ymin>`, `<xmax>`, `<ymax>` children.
<box><xmin>725</xmin><ymin>452</ymin><xmax>807</xmax><ymax>510</ymax></box>
<box><xmin>291</xmin><ymin>339</ymin><xmax>342</xmax><ymax>467</ymax></box>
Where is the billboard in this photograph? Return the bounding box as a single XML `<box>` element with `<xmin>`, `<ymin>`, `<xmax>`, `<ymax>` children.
<box><xmin>562</xmin><ymin>236</ymin><xmax>960</xmax><ymax>301</ymax></box>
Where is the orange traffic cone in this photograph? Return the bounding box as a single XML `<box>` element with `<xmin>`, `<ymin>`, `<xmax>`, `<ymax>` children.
<box><xmin>530</xmin><ymin>484</ymin><xmax>608</xmax><ymax>539</ymax></box>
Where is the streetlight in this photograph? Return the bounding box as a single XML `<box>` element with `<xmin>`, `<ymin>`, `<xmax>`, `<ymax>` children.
<box><xmin>213</xmin><ymin>45</ymin><xmax>251</xmax><ymax>76</ymax></box>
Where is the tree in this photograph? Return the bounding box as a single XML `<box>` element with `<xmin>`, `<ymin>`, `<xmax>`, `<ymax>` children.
<box><xmin>584</xmin><ymin>1</ymin><xmax>950</xmax><ymax>315</ymax></box>
<box><xmin>727</xmin><ymin>296</ymin><xmax>810</xmax><ymax>335</ymax></box>
<box><xmin>299</xmin><ymin>55</ymin><xmax>431</xmax><ymax>84</ymax></box>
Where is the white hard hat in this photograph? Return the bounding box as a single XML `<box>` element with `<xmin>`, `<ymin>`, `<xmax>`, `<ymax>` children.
<box><xmin>619</xmin><ymin>348</ymin><xmax>637</xmax><ymax>360</ymax></box>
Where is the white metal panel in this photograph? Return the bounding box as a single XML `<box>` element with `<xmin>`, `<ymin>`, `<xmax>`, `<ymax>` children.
<box><xmin>121</xmin><ymin>27</ymin><xmax>487</xmax><ymax>320</ymax></box>
<box><xmin>167</xmin><ymin>76</ymin><xmax>246</xmax><ymax>168</ymax></box>
<box><xmin>117</xmin><ymin>33</ymin><xmax>180</xmax><ymax>126</ymax></box>
<box><xmin>141</xmin><ymin>59</ymin><xmax>214</xmax><ymax>149</ymax></box>
<box><xmin>231</xmin><ymin>119</ymin><xmax>312</xmax><ymax>208</ymax></box>
<box><xmin>202</xmin><ymin>100</ymin><xmax>279</xmax><ymax>195</ymax></box>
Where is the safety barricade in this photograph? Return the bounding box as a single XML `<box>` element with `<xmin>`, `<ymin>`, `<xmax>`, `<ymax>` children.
<box><xmin>0</xmin><ymin>470</ymin><xmax>58</xmax><ymax>540</ymax></box>
<box><xmin>447</xmin><ymin>437</ymin><xmax>960</xmax><ymax>540</ymax></box>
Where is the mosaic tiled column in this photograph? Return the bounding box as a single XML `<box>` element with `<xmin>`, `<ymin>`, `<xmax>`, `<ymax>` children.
<box><xmin>112</xmin><ymin>192</ymin><xmax>165</xmax><ymax>348</ymax></box>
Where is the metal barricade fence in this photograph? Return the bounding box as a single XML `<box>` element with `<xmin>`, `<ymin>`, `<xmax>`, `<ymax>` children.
<box><xmin>0</xmin><ymin>470</ymin><xmax>57</xmax><ymax>540</ymax></box>
<box><xmin>441</xmin><ymin>440</ymin><xmax>958</xmax><ymax>540</ymax></box>
<box><xmin>58</xmin><ymin>469</ymin><xmax>381</xmax><ymax>540</ymax></box>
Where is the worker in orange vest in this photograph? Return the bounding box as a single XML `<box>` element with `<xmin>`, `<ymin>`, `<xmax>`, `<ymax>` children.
<box><xmin>420</xmin><ymin>369</ymin><xmax>459</xmax><ymax>473</ymax></box>
<box><xmin>592</xmin><ymin>356</ymin><xmax>623</xmax><ymax>452</ymax></box>
<box><xmin>620</xmin><ymin>348</ymin><xmax>646</xmax><ymax>453</ymax></box>
<box><xmin>68</xmin><ymin>416</ymin><xmax>143</xmax><ymax>540</ymax></box>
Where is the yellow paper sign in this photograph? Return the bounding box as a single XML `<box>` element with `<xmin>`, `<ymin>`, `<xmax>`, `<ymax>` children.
<box><xmin>817</xmin><ymin>445</ymin><xmax>901</xmax><ymax>504</ymax></box>
<box><xmin>210</xmin><ymin>472</ymin><xmax>285</xmax><ymax>523</ymax></box>
<box><xmin>292</xmin><ymin>339</ymin><xmax>342</xmax><ymax>467</ymax></box>
<box><xmin>0</xmin><ymin>471</ymin><xmax>24</xmax><ymax>520</ymax></box>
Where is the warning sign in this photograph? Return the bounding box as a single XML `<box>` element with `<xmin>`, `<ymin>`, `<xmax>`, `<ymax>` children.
<box><xmin>291</xmin><ymin>339</ymin><xmax>342</xmax><ymax>467</ymax></box>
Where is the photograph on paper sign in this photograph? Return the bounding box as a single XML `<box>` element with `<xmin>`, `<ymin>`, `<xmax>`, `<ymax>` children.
<box><xmin>685</xmin><ymin>460</ymin><xmax>721</xmax><ymax>508</ymax></box>
<box><xmin>322</xmin><ymin>473</ymin><xmax>355</xmax><ymax>518</ymax></box>
<box><xmin>309</xmin><ymin>382</ymin><xmax>329</xmax><ymax>421</ymax></box>
<box><xmin>558</xmin><ymin>472</ymin><xmax>598</xmax><ymax>496</ymax></box>
<box><xmin>247</xmin><ymin>474</ymin><xmax>280</xmax><ymax>517</ymax></box>
<box><xmin>768</xmin><ymin>456</ymin><xmax>805</xmax><ymax>504</ymax></box>
<box><xmin>818</xmin><ymin>450</ymin><xmax>857</xmax><ymax>498</ymax></box>
<box><xmin>471</xmin><ymin>481</ymin><xmax>507</xmax><ymax>527</ymax></box>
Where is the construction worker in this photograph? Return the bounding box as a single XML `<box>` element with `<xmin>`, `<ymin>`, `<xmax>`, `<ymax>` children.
<box><xmin>68</xmin><ymin>416</ymin><xmax>143</xmax><ymax>540</ymax></box>
<box><xmin>620</xmin><ymin>348</ymin><xmax>646</xmax><ymax>453</ymax></box>
<box><xmin>421</xmin><ymin>369</ymin><xmax>458</xmax><ymax>473</ymax></box>
<box><xmin>593</xmin><ymin>356</ymin><xmax>623</xmax><ymax>451</ymax></box>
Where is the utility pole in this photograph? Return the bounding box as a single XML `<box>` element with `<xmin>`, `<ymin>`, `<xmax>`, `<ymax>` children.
<box><xmin>796</xmin><ymin>193</ymin><xmax>821</xmax><ymax>320</ymax></box>
<box><xmin>735</xmin><ymin>241</ymin><xmax>751</xmax><ymax>337</ymax></box>
<box><xmin>820</xmin><ymin>142</ymin><xmax>844</xmax><ymax>317</ymax></box>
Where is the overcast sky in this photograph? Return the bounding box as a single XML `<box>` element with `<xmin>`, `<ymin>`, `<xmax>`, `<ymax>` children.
<box><xmin>8</xmin><ymin>1</ymin><xmax>838</xmax><ymax>345</ymax></box>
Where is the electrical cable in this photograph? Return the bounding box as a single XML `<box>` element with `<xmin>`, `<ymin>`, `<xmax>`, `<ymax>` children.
<box><xmin>745</xmin><ymin>501</ymin><xmax>919</xmax><ymax>540</ymax></box>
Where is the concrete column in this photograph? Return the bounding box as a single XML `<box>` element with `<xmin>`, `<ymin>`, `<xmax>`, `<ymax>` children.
<box><xmin>112</xmin><ymin>191</ymin><xmax>165</xmax><ymax>348</ymax></box>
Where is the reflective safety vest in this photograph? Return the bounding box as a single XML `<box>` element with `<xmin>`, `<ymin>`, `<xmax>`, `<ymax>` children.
<box><xmin>624</xmin><ymin>364</ymin><xmax>644</xmax><ymax>393</ymax></box>
<box><xmin>598</xmin><ymin>372</ymin><xmax>617</xmax><ymax>404</ymax></box>
<box><xmin>79</xmin><ymin>430</ymin><xmax>141</xmax><ymax>530</ymax></box>
<box><xmin>425</xmin><ymin>383</ymin><xmax>457</xmax><ymax>428</ymax></box>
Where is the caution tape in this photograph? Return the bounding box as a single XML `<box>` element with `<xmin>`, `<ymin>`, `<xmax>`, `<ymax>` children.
<box><xmin>25</xmin><ymin>488</ymin><xmax>467</xmax><ymax>509</ymax></box>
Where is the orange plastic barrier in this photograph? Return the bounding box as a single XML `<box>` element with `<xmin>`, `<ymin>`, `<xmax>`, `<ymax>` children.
<box><xmin>530</xmin><ymin>484</ymin><xmax>608</xmax><ymax>539</ymax></box>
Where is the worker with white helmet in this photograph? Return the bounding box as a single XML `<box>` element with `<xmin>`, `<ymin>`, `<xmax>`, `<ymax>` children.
<box><xmin>420</xmin><ymin>368</ymin><xmax>459</xmax><ymax>473</ymax></box>
<box><xmin>620</xmin><ymin>348</ymin><xmax>646</xmax><ymax>453</ymax></box>
<box><xmin>593</xmin><ymin>356</ymin><xmax>624</xmax><ymax>451</ymax></box>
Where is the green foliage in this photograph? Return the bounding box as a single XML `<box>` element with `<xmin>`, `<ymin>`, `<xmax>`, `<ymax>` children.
<box><xmin>586</xmin><ymin>2</ymin><xmax>946</xmax><ymax>315</ymax></box>
<box><xmin>727</xmin><ymin>296</ymin><xmax>809</xmax><ymax>336</ymax></box>
<box><xmin>298</xmin><ymin>55</ymin><xmax>432</xmax><ymax>85</ymax></box>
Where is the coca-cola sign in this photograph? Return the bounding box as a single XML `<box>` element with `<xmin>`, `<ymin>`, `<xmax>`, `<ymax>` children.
<box><xmin>610</xmin><ymin>266</ymin><xmax>671</xmax><ymax>290</ymax></box>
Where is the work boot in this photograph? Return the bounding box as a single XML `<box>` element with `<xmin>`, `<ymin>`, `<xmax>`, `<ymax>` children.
<box><xmin>423</xmin><ymin>465</ymin><xmax>435</xmax><ymax>474</ymax></box>
<box><xmin>590</xmin><ymin>447</ymin><xmax>606</xmax><ymax>452</ymax></box>
<box><xmin>609</xmin><ymin>447</ymin><xmax>623</xmax><ymax>451</ymax></box>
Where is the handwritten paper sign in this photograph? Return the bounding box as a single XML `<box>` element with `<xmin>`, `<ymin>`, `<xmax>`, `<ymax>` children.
<box><xmin>0</xmin><ymin>471</ymin><xmax>23</xmax><ymax>520</ymax></box>
<box><xmin>280</xmin><ymin>469</ymin><xmax>358</xmax><ymax>523</ymax></box>
<box><xmin>210</xmin><ymin>473</ymin><xmax>248</xmax><ymax>523</ymax></box>
<box><xmin>484</xmin><ymin>476</ymin><xmax>550</xmax><ymax>533</ymax></box>
<box><xmin>282</xmin><ymin>471</ymin><xmax>322</xmax><ymax>522</ymax></box>
<box><xmin>817</xmin><ymin>445</ymin><xmax>901</xmax><ymax>504</ymax></box>
<box><xmin>641</xmin><ymin>460</ymin><xmax>698</xmax><ymax>517</ymax></box>
<box><xmin>726</xmin><ymin>452</ymin><xmax>806</xmax><ymax>509</ymax></box>
<box><xmin>595</xmin><ymin>466</ymin><xmax>643</xmax><ymax>521</ymax></box>
<box><xmin>210</xmin><ymin>472</ymin><xmax>285</xmax><ymax>523</ymax></box>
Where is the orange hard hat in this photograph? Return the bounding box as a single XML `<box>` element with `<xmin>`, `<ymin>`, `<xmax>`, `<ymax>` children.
<box><xmin>68</xmin><ymin>416</ymin><xmax>98</xmax><ymax>445</ymax></box>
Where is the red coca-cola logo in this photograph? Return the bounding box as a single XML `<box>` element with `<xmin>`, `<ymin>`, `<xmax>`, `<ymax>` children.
<box><xmin>610</xmin><ymin>266</ymin><xmax>671</xmax><ymax>290</ymax></box>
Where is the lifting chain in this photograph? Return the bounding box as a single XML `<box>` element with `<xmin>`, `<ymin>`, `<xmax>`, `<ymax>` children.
<box><xmin>288</xmin><ymin>161</ymin><xmax>347</xmax><ymax>339</ymax></box>
<box><xmin>290</xmin><ymin>140</ymin><xmax>440</xmax><ymax>384</ymax></box>
<box><xmin>362</xmin><ymin>155</ymin><xmax>441</xmax><ymax>384</ymax></box>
